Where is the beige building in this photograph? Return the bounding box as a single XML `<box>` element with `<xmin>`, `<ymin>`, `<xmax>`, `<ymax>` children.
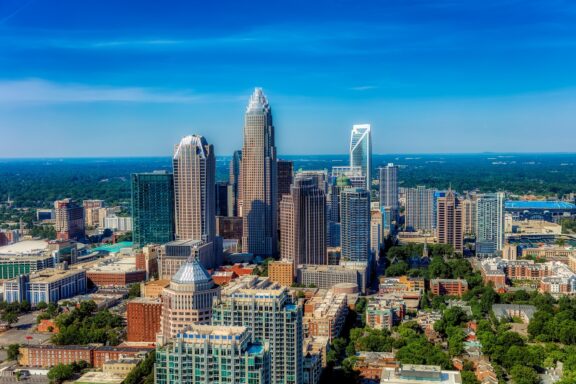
<box><xmin>141</xmin><ymin>279</ymin><xmax>170</xmax><ymax>298</ymax></box>
<box><xmin>173</xmin><ymin>135</ymin><xmax>216</xmax><ymax>246</ymax></box>
<box><xmin>83</xmin><ymin>200</ymin><xmax>105</xmax><ymax>227</ymax></box>
<box><xmin>269</xmin><ymin>260</ymin><xmax>294</xmax><ymax>287</ymax></box>
<box><xmin>461</xmin><ymin>195</ymin><xmax>477</xmax><ymax>236</ymax></box>
<box><xmin>280</xmin><ymin>175</ymin><xmax>326</xmax><ymax>274</ymax></box>
<box><xmin>102</xmin><ymin>358</ymin><xmax>141</xmax><ymax>377</ymax></box>
<box><xmin>240</xmin><ymin>88</ymin><xmax>278</xmax><ymax>257</ymax></box>
<box><xmin>437</xmin><ymin>190</ymin><xmax>463</xmax><ymax>253</ymax></box>
<box><xmin>158</xmin><ymin>258</ymin><xmax>220</xmax><ymax>343</ymax></box>
<box><xmin>303</xmin><ymin>289</ymin><xmax>348</xmax><ymax>342</ymax></box>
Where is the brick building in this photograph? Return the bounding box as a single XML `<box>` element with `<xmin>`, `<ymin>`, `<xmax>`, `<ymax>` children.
<box><xmin>269</xmin><ymin>260</ymin><xmax>294</xmax><ymax>287</ymax></box>
<box><xmin>430</xmin><ymin>279</ymin><xmax>468</xmax><ymax>297</ymax></box>
<box><xmin>126</xmin><ymin>297</ymin><xmax>162</xmax><ymax>342</ymax></box>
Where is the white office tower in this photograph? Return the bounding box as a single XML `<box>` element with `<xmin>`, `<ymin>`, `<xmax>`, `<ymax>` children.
<box><xmin>349</xmin><ymin>124</ymin><xmax>372</xmax><ymax>190</ymax></box>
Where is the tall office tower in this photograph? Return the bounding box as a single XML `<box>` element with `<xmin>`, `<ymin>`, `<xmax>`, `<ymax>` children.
<box><xmin>173</xmin><ymin>135</ymin><xmax>216</xmax><ymax>244</ymax></box>
<box><xmin>379</xmin><ymin>163</ymin><xmax>399</xmax><ymax>218</ymax></box>
<box><xmin>461</xmin><ymin>194</ymin><xmax>477</xmax><ymax>236</ymax></box>
<box><xmin>240</xmin><ymin>88</ymin><xmax>278</xmax><ymax>257</ymax></box>
<box><xmin>437</xmin><ymin>189</ymin><xmax>463</xmax><ymax>253</ymax></box>
<box><xmin>297</xmin><ymin>170</ymin><xmax>328</xmax><ymax>194</ymax></box>
<box><xmin>277</xmin><ymin>160</ymin><xmax>294</xmax><ymax>202</ymax></box>
<box><xmin>370</xmin><ymin>210</ymin><xmax>383</xmax><ymax>255</ymax></box>
<box><xmin>405</xmin><ymin>186</ymin><xmax>436</xmax><ymax>232</ymax></box>
<box><xmin>158</xmin><ymin>258</ymin><xmax>221</xmax><ymax>343</ymax></box>
<box><xmin>340</xmin><ymin>188</ymin><xmax>371</xmax><ymax>263</ymax></box>
<box><xmin>131</xmin><ymin>171</ymin><xmax>175</xmax><ymax>248</ymax></box>
<box><xmin>280</xmin><ymin>176</ymin><xmax>326</xmax><ymax>273</ymax></box>
<box><xmin>212</xmin><ymin>276</ymin><xmax>303</xmax><ymax>384</ymax></box>
<box><xmin>82</xmin><ymin>200</ymin><xmax>104</xmax><ymax>228</ymax></box>
<box><xmin>433</xmin><ymin>191</ymin><xmax>446</xmax><ymax>229</ymax></box>
<box><xmin>331</xmin><ymin>166</ymin><xmax>366</xmax><ymax>189</ymax></box>
<box><xmin>155</xmin><ymin>324</ymin><xmax>270</xmax><ymax>384</ymax></box>
<box><xmin>229</xmin><ymin>150</ymin><xmax>242</xmax><ymax>217</ymax></box>
<box><xmin>475</xmin><ymin>192</ymin><xmax>505</xmax><ymax>256</ymax></box>
<box><xmin>349</xmin><ymin>124</ymin><xmax>372</xmax><ymax>190</ymax></box>
<box><xmin>54</xmin><ymin>199</ymin><xmax>85</xmax><ymax>241</ymax></box>
<box><xmin>215</xmin><ymin>181</ymin><xmax>229</xmax><ymax>217</ymax></box>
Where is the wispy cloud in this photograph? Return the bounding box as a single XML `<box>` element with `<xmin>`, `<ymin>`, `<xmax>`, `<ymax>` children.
<box><xmin>0</xmin><ymin>0</ymin><xmax>35</xmax><ymax>25</ymax></box>
<box><xmin>0</xmin><ymin>79</ymin><xmax>205</xmax><ymax>104</ymax></box>
<box><xmin>350</xmin><ymin>85</ymin><xmax>378</xmax><ymax>91</ymax></box>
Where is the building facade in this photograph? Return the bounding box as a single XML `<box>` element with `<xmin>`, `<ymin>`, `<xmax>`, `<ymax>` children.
<box><xmin>379</xmin><ymin>163</ymin><xmax>399</xmax><ymax>218</ymax></box>
<box><xmin>340</xmin><ymin>188</ymin><xmax>371</xmax><ymax>263</ymax></box>
<box><xmin>229</xmin><ymin>150</ymin><xmax>243</xmax><ymax>217</ymax></box>
<box><xmin>476</xmin><ymin>192</ymin><xmax>505</xmax><ymax>256</ymax></box>
<box><xmin>155</xmin><ymin>325</ymin><xmax>270</xmax><ymax>384</ymax></box>
<box><xmin>436</xmin><ymin>190</ymin><xmax>463</xmax><ymax>253</ymax></box>
<box><xmin>405</xmin><ymin>186</ymin><xmax>435</xmax><ymax>232</ymax></box>
<box><xmin>54</xmin><ymin>199</ymin><xmax>85</xmax><ymax>241</ymax></box>
<box><xmin>212</xmin><ymin>276</ymin><xmax>303</xmax><ymax>384</ymax></box>
<box><xmin>126</xmin><ymin>297</ymin><xmax>162</xmax><ymax>342</ymax></box>
<box><xmin>280</xmin><ymin>176</ymin><xmax>326</xmax><ymax>272</ymax></box>
<box><xmin>349</xmin><ymin>124</ymin><xmax>372</xmax><ymax>190</ymax></box>
<box><xmin>173</xmin><ymin>135</ymin><xmax>216</xmax><ymax>247</ymax></box>
<box><xmin>240</xmin><ymin>88</ymin><xmax>278</xmax><ymax>258</ymax></box>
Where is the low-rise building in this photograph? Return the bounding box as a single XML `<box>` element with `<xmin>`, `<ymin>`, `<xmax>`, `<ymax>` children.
<box><xmin>297</xmin><ymin>263</ymin><xmax>368</xmax><ymax>293</ymax></box>
<box><xmin>366</xmin><ymin>297</ymin><xmax>406</xmax><ymax>330</ymax></box>
<box><xmin>379</xmin><ymin>276</ymin><xmax>424</xmax><ymax>294</ymax></box>
<box><xmin>84</xmin><ymin>256</ymin><xmax>146</xmax><ymax>288</ymax></box>
<box><xmin>380</xmin><ymin>364</ymin><xmax>462</xmax><ymax>384</ymax></box>
<box><xmin>0</xmin><ymin>254</ymin><xmax>55</xmax><ymax>280</ymax></box>
<box><xmin>4</xmin><ymin>268</ymin><xmax>87</xmax><ymax>306</ymax></box>
<box><xmin>102</xmin><ymin>358</ymin><xmax>141</xmax><ymax>377</ymax></box>
<box><xmin>353</xmin><ymin>352</ymin><xmax>397</xmax><ymax>381</ymax></box>
<box><xmin>492</xmin><ymin>304</ymin><xmax>537</xmax><ymax>323</ymax></box>
<box><xmin>141</xmin><ymin>279</ymin><xmax>170</xmax><ymax>298</ymax></box>
<box><xmin>303</xmin><ymin>289</ymin><xmax>347</xmax><ymax>342</ymax></box>
<box><xmin>430</xmin><ymin>279</ymin><xmax>468</xmax><ymax>297</ymax></box>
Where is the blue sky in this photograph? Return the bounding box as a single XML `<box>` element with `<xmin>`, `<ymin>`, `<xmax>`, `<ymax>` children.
<box><xmin>1</xmin><ymin>0</ymin><xmax>576</xmax><ymax>157</ymax></box>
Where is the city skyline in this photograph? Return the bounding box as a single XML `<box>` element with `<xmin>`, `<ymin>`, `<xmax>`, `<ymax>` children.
<box><xmin>2</xmin><ymin>0</ymin><xmax>576</xmax><ymax>157</ymax></box>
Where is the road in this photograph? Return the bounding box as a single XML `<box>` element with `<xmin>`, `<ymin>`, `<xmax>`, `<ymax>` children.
<box><xmin>0</xmin><ymin>311</ymin><xmax>52</xmax><ymax>348</ymax></box>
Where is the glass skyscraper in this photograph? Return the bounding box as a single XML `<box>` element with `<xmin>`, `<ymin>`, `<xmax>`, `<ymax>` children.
<box><xmin>379</xmin><ymin>163</ymin><xmax>399</xmax><ymax>218</ymax></box>
<box><xmin>131</xmin><ymin>171</ymin><xmax>174</xmax><ymax>248</ymax></box>
<box><xmin>349</xmin><ymin>124</ymin><xmax>372</xmax><ymax>190</ymax></box>
<box><xmin>476</xmin><ymin>192</ymin><xmax>505</xmax><ymax>256</ymax></box>
<box><xmin>340</xmin><ymin>188</ymin><xmax>371</xmax><ymax>263</ymax></box>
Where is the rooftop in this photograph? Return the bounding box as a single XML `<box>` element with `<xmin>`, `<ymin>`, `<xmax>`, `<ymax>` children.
<box><xmin>0</xmin><ymin>240</ymin><xmax>48</xmax><ymax>256</ymax></box>
<box><xmin>92</xmin><ymin>242</ymin><xmax>133</xmax><ymax>253</ymax></box>
<box><xmin>26</xmin><ymin>268</ymin><xmax>85</xmax><ymax>284</ymax></box>
<box><xmin>85</xmin><ymin>256</ymin><xmax>139</xmax><ymax>273</ymax></box>
<box><xmin>505</xmin><ymin>201</ymin><xmax>576</xmax><ymax>210</ymax></box>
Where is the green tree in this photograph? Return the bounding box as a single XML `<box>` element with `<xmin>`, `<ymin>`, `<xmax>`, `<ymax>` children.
<box><xmin>1</xmin><ymin>311</ymin><xmax>19</xmax><ymax>327</ymax></box>
<box><xmin>47</xmin><ymin>364</ymin><xmax>75</xmax><ymax>384</ymax></box>
<box><xmin>36</xmin><ymin>301</ymin><xmax>48</xmax><ymax>310</ymax></box>
<box><xmin>128</xmin><ymin>284</ymin><xmax>141</xmax><ymax>299</ymax></box>
<box><xmin>509</xmin><ymin>365</ymin><xmax>540</xmax><ymax>384</ymax></box>
<box><xmin>7</xmin><ymin>344</ymin><xmax>20</xmax><ymax>361</ymax></box>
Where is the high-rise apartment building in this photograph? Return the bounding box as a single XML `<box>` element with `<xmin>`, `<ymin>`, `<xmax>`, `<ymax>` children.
<box><xmin>173</xmin><ymin>135</ymin><xmax>216</xmax><ymax>243</ymax></box>
<box><xmin>476</xmin><ymin>192</ymin><xmax>505</xmax><ymax>256</ymax></box>
<box><xmin>240</xmin><ymin>88</ymin><xmax>278</xmax><ymax>257</ymax></box>
<box><xmin>379</xmin><ymin>163</ymin><xmax>399</xmax><ymax>218</ymax></box>
<box><xmin>280</xmin><ymin>176</ymin><xmax>326</xmax><ymax>273</ymax></box>
<box><xmin>82</xmin><ymin>200</ymin><xmax>104</xmax><ymax>228</ymax></box>
<box><xmin>349</xmin><ymin>124</ymin><xmax>372</xmax><ymax>190</ymax></box>
<box><xmin>212</xmin><ymin>276</ymin><xmax>303</xmax><ymax>384</ymax></box>
<box><xmin>461</xmin><ymin>195</ymin><xmax>477</xmax><ymax>236</ymax></box>
<box><xmin>54</xmin><ymin>199</ymin><xmax>85</xmax><ymax>241</ymax></box>
<box><xmin>340</xmin><ymin>188</ymin><xmax>371</xmax><ymax>263</ymax></box>
<box><xmin>437</xmin><ymin>189</ymin><xmax>463</xmax><ymax>253</ymax></box>
<box><xmin>159</xmin><ymin>258</ymin><xmax>221</xmax><ymax>343</ymax></box>
<box><xmin>405</xmin><ymin>186</ymin><xmax>435</xmax><ymax>232</ymax></box>
<box><xmin>229</xmin><ymin>149</ymin><xmax>242</xmax><ymax>217</ymax></box>
<box><xmin>131</xmin><ymin>171</ymin><xmax>175</xmax><ymax>248</ymax></box>
<box><xmin>155</xmin><ymin>325</ymin><xmax>270</xmax><ymax>384</ymax></box>
<box><xmin>331</xmin><ymin>166</ymin><xmax>366</xmax><ymax>189</ymax></box>
<box><xmin>297</xmin><ymin>170</ymin><xmax>328</xmax><ymax>194</ymax></box>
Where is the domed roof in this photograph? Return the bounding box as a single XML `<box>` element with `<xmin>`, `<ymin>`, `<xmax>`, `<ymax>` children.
<box><xmin>171</xmin><ymin>258</ymin><xmax>213</xmax><ymax>289</ymax></box>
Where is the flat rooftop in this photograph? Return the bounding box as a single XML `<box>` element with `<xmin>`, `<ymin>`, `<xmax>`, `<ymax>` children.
<box><xmin>0</xmin><ymin>240</ymin><xmax>48</xmax><ymax>256</ymax></box>
<box><xmin>76</xmin><ymin>371</ymin><xmax>124</xmax><ymax>384</ymax></box>
<box><xmin>28</xmin><ymin>268</ymin><xmax>84</xmax><ymax>284</ymax></box>
<box><xmin>505</xmin><ymin>201</ymin><xmax>576</xmax><ymax>210</ymax></box>
<box><xmin>86</xmin><ymin>256</ymin><xmax>138</xmax><ymax>273</ymax></box>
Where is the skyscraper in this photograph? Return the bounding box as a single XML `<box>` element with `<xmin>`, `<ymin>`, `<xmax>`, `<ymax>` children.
<box><xmin>405</xmin><ymin>186</ymin><xmax>436</xmax><ymax>232</ymax></box>
<box><xmin>379</xmin><ymin>163</ymin><xmax>399</xmax><ymax>218</ymax></box>
<box><xmin>173</xmin><ymin>135</ymin><xmax>216</xmax><ymax>243</ymax></box>
<box><xmin>340</xmin><ymin>188</ymin><xmax>371</xmax><ymax>263</ymax></box>
<box><xmin>461</xmin><ymin>194</ymin><xmax>477</xmax><ymax>236</ymax></box>
<box><xmin>229</xmin><ymin>149</ymin><xmax>242</xmax><ymax>217</ymax></box>
<box><xmin>131</xmin><ymin>171</ymin><xmax>175</xmax><ymax>248</ymax></box>
<box><xmin>215</xmin><ymin>181</ymin><xmax>229</xmax><ymax>217</ymax></box>
<box><xmin>349</xmin><ymin>124</ymin><xmax>372</xmax><ymax>190</ymax></box>
<box><xmin>277</xmin><ymin>160</ymin><xmax>294</xmax><ymax>203</ymax></box>
<box><xmin>476</xmin><ymin>192</ymin><xmax>505</xmax><ymax>256</ymax></box>
<box><xmin>155</xmin><ymin>325</ymin><xmax>270</xmax><ymax>384</ymax></box>
<box><xmin>54</xmin><ymin>198</ymin><xmax>85</xmax><ymax>241</ymax></box>
<box><xmin>437</xmin><ymin>189</ymin><xmax>463</xmax><ymax>253</ymax></box>
<box><xmin>212</xmin><ymin>276</ymin><xmax>303</xmax><ymax>384</ymax></box>
<box><xmin>158</xmin><ymin>257</ymin><xmax>221</xmax><ymax>343</ymax></box>
<box><xmin>280</xmin><ymin>175</ymin><xmax>326</xmax><ymax>273</ymax></box>
<box><xmin>241</xmin><ymin>88</ymin><xmax>278</xmax><ymax>257</ymax></box>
